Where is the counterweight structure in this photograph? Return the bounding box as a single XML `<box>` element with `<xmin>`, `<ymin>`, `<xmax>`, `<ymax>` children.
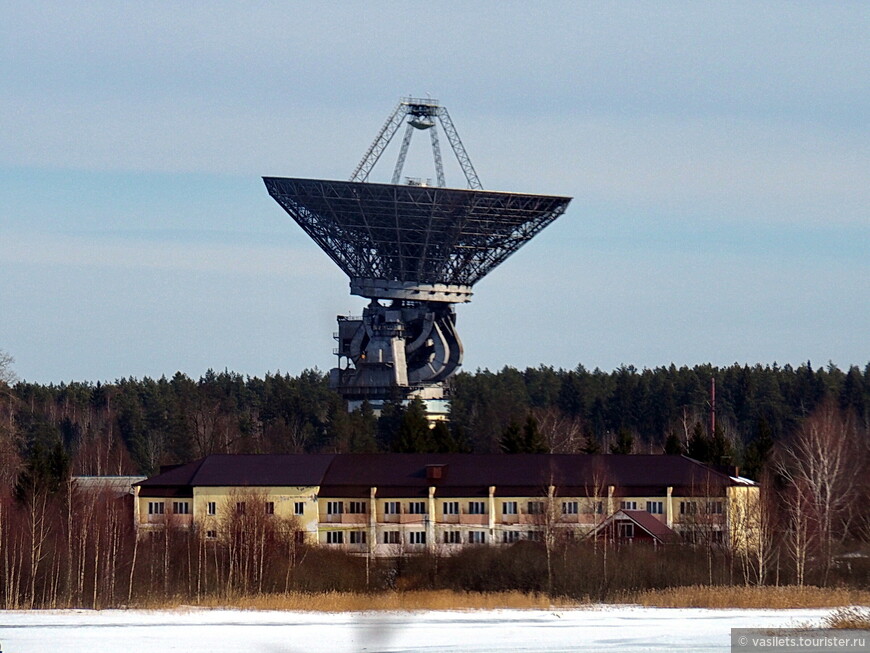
<box><xmin>264</xmin><ymin>98</ymin><xmax>571</xmax><ymax>414</ymax></box>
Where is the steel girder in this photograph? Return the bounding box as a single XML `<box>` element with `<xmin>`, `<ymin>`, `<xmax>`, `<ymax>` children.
<box><xmin>434</xmin><ymin>106</ymin><xmax>481</xmax><ymax>190</ymax></box>
<box><xmin>350</xmin><ymin>97</ymin><xmax>483</xmax><ymax>190</ymax></box>
<box><xmin>263</xmin><ymin>177</ymin><xmax>571</xmax><ymax>290</ymax></box>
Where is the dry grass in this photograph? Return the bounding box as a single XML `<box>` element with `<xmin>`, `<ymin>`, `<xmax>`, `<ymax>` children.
<box><xmin>629</xmin><ymin>585</ymin><xmax>870</xmax><ymax>609</ymax></box>
<box><xmin>137</xmin><ymin>590</ymin><xmax>583</xmax><ymax>612</ymax></box>
<box><xmin>133</xmin><ymin>586</ymin><xmax>870</xmax><ymax>613</ymax></box>
<box><xmin>824</xmin><ymin>606</ymin><xmax>870</xmax><ymax>629</ymax></box>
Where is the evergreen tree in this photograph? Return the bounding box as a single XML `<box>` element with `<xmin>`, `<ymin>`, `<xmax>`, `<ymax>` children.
<box><xmin>500</xmin><ymin>420</ymin><xmax>524</xmax><ymax>454</ymax></box>
<box><xmin>431</xmin><ymin>420</ymin><xmax>467</xmax><ymax>453</ymax></box>
<box><xmin>392</xmin><ymin>397</ymin><xmax>432</xmax><ymax>453</ymax></box>
<box><xmin>687</xmin><ymin>421</ymin><xmax>710</xmax><ymax>462</ymax></box>
<box><xmin>741</xmin><ymin>417</ymin><xmax>774</xmax><ymax>480</ymax></box>
<box><xmin>522</xmin><ymin>413</ymin><xmax>548</xmax><ymax>453</ymax></box>
<box><xmin>4</xmin><ymin>359</ymin><xmax>867</xmax><ymax>469</ymax></box>
<box><xmin>664</xmin><ymin>430</ymin><xmax>683</xmax><ymax>455</ymax></box>
<box><xmin>376</xmin><ymin>399</ymin><xmax>405</xmax><ymax>451</ymax></box>
<box><xmin>15</xmin><ymin>438</ymin><xmax>70</xmax><ymax>504</ymax></box>
<box><xmin>609</xmin><ymin>427</ymin><xmax>634</xmax><ymax>454</ymax></box>
<box><xmin>709</xmin><ymin>423</ymin><xmax>733</xmax><ymax>465</ymax></box>
<box><xmin>581</xmin><ymin>429</ymin><xmax>601</xmax><ymax>454</ymax></box>
<box><xmin>347</xmin><ymin>401</ymin><xmax>379</xmax><ymax>453</ymax></box>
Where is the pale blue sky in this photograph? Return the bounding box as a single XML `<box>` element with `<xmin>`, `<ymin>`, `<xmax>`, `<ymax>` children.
<box><xmin>1</xmin><ymin>2</ymin><xmax>867</xmax><ymax>383</ymax></box>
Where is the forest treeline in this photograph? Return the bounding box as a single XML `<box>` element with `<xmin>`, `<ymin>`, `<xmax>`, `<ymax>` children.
<box><xmin>1</xmin><ymin>360</ymin><xmax>868</xmax><ymax>481</ymax></box>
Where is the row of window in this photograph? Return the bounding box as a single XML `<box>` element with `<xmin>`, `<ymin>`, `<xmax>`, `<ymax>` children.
<box><xmin>325</xmin><ymin>501</ymin><xmax>367</xmax><ymax>514</ymax></box>
<box><xmin>679</xmin><ymin>501</ymin><xmax>723</xmax><ymax>515</ymax></box>
<box><xmin>345</xmin><ymin>500</ymin><xmax>606</xmax><ymax>516</ymax></box>
<box><xmin>149</xmin><ymin>498</ymin><xmax>725</xmax><ymax>519</ymax></box>
<box><xmin>148</xmin><ymin>501</ymin><xmax>306</xmax><ymax>516</ymax></box>
<box><xmin>324</xmin><ymin>530</ymin><xmax>550</xmax><ymax>546</ymax></box>
<box><xmin>148</xmin><ymin>501</ymin><xmax>193</xmax><ymax>515</ymax></box>
<box><xmin>326</xmin><ymin>531</ymin><xmax>368</xmax><ymax>544</ymax></box>
<box><xmin>616</xmin><ymin>500</ymin><xmax>723</xmax><ymax>516</ymax></box>
<box><xmin>620</xmin><ymin>500</ymin><xmax>663</xmax><ymax>514</ymax></box>
<box><xmin>204</xmin><ymin>529</ymin><xmax>307</xmax><ymax>543</ymax></box>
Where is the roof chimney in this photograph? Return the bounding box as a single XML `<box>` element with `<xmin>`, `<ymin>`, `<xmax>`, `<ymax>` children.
<box><xmin>426</xmin><ymin>464</ymin><xmax>447</xmax><ymax>481</ymax></box>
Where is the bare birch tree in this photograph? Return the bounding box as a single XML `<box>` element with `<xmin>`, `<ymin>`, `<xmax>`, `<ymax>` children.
<box><xmin>775</xmin><ymin>401</ymin><xmax>861</xmax><ymax>584</ymax></box>
<box><xmin>531</xmin><ymin>406</ymin><xmax>585</xmax><ymax>453</ymax></box>
<box><xmin>0</xmin><ymin>349</ymin><xmax>16</xmax><ymax>386</ymax></box>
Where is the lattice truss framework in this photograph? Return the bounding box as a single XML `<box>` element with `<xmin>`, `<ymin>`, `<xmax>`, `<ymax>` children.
<box><xmin>263</xmin><ymin>177</ymin><xmax>571</xmax><ymax>288</ymax></box>
<box><xmin>350</xmin><ymin>97</ymin><xmax>483</xmax><ymax>190</ymax></box>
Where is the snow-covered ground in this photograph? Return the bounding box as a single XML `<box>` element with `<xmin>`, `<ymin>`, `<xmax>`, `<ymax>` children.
<box><xmin>0</xmin><ymin>606</ymin><xmax>835</xmax><ymax>652</ymax></box>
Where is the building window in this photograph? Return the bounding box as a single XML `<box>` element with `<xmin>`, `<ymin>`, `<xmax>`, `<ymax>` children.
<box><xmin>327</xmin><ymin>501</ymin><xmax>344</xmax><ymax>515</ymax></box>
<box><xmin>207</xmin><ymin>502</ymin><xmax>216</xmax><ymax>516</ymax></box>
<box><xmin>443</xmin><ymin>501</ymin><xmax>459</xmax><ymax>515</ymax></box>
<box><xmin>265</xmin><ymin>501</ymin><xmax>275</xmax><ymax>515</ymax></box>
<box><xmin>527</xmin><ymin>530</ymin><xmax>543</xmax><ymax>542</ymax></box>
<box><xmin>503</xmin><ymin>531</ymin><xmax>520</xmax><ymax>543</ymax></box>
<box><xmin>706</xmin><ymin>501</ymin><xmax>723</xmax><ymax>515</ymax></box>
<box><xmin>618</xmin><ymin>523</ymin><xmax>635</xmax><ymax>538</ymax></box>
<box><xmin>443</xmin><ymin>530</ymin><xmax>461</xmax><ymax>544</ymax></box>
<box><xmin>408</xmin><ymin>531</ymin><xmax>426</xmax><ymax>545</ymax></box>
<box><xmin>593</xmin><ymin>501</ymin><xmax>604</xmax><ymax>514</ymax></box>
<box><xmin>384</xmin><ymin>501</ymin><xmax>400</xmax><ymax>515</ymax></box>
<box><xmin>527</xmin><ymin>501</ymin><xmax>544</xmax><ymax>515</ymax></box>
<box><xmin>680</xmin><ymin>501</ymin><xmax>697</xmax><ymax>515</ymax></box>
<box><xmin>562</xmin><ymin>501</ymin><xmax>578</xmax><ymax>515</ymax></box>
<box><xmin>294</xmin><ymin>502</ymin><xmax>305</xmax><ymax>515</ymax></box>
<box><xmin>326</xmin><ymin>531</ymin><xmax>344</xmax><ymax>544</ymax></box>
<box><xmin>348</xmin><ymin>501</ymin><xmax>366</xmax><ymax>514</ymax></box>
<box><xmin>383</xmin><ymin>531</ymin><xmax>400</xmax><ymax>544</ymax></box>
<box><xmin>408</xmin><ymin>501</ymin><xmax>427</xmax><ymax>515</ymax></box>
<box><xmin>620</xmin><ymin>501</ymin><xmax>637</xmax><ymax>510</ymax></box>
<box><xmin>172</xmin><ymin>501</ymin><xmax>189</xmax><ymax>515</ymax></box>
<box><xmin>294</xmin><ymin>531</ymin><xmax>306</xmax><ymax>544</ymax></box>
<box><xmin>148</xmin><ymin>501</ymin><xmax>165</xmax><ymax>515</ymax></box>
<box><xmin>236</xmin><ymin>502</ymin><xmax>246</xmax><ymax>515</ymax></box>
<box><xmin>502</xmin><ymin>501</ymin><xmax>518</xmax><ymax>515</ymax></box>
<box><xmin>468</xmin><ymin>531</ymin><xmax>486</xmax><ymax>544</ymax></box>
<box><xmin>205</xmin><ymin>530</ymin><xmax>217</xmax><ymax>539</ymax></box>
<box><xmin>468</xmin><ymin>501</ymin><xmax>486</xmax><ymax>515</ymax></box>
<box><xmin>647</xmin><ymin>501</ymin><xmax>663</xmax><ymax>514</ymax></box>
<box><xmin>350</xmin><ymin>530</ymin><xmax>366</xmax><ymax>544</ymax></box>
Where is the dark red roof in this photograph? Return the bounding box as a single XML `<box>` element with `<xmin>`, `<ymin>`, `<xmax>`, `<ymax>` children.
<box><xmin>620</xmin><ymin>510</ymin><xmax>680</xmax><ymax>543</ymax></box>
<box><xmin>136</xmin><ymin>454</ymin><xmax>335</xmax><ymax>489</ymax></box>
<box><xmin>135</xmin><ymin>453</ymin><xmax>751</xmax><ymax>496</ymax></box>
<box><xmin>587</xmin><ymin>509</ymin><xmax>680</xmax><ymax>544</ymax></box>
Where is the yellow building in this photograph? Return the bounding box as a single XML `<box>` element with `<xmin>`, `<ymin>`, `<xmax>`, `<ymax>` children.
<box><xmin>133</xmin><ymin>453</ymin><xmax>758</xmax><ymax>554</ymax></box>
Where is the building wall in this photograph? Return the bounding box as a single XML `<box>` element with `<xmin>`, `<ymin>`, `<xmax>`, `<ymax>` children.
<box><xmin>136</xmin><ymin>483</ymin><xmax>759</xmax><ymax>555</ymax></box>
<box><xmin>726</xmin><ymin>485</ymin><xmax>762</xmax><ymax>552</ymax></box>
<box><xmin>136</xmin><ymin>485</ymin><xmax>320</xmax><ymax>543</ymax></box>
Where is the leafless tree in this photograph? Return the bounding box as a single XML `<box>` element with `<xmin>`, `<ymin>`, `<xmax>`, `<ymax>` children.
<box><xmin>531</xmin><ymin>406</ymin><xmax>585</xmax><ymax>453</ymax></box>
<box><xmin>0</xmin><ymin>351</ymin><xmax>20</xmax><ymax>488</ymax></box>
<box><xmin>731</xmin><ymin>472</ymin><xmax>776</xmax><ymax>586</ymax></box>
<box><xmin>775</xmin><ymin>401</ymin><xmax>861</xmax><ymax>585</ymax></box>
<box><xmin>582</xmin><ymin>458</ymin><xmax>611</xmax><ymax>587</ymax></box>
<box><xmin>0</xmin><ymin>349</ymin><xmax>16</xmax><ymax>386</ymax></box>
<box><xmin>189</xmin><ymin>399</ymin><xmax>223</xmax><ymax>458</ymax></box>
<box><xmin>530</xmin><ymin>467</ymin><xmax>563</xmax><ymax>596</ymax></box>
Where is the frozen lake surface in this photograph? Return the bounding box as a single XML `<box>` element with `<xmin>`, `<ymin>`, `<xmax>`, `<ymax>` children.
<box><xmin>0</xmin><ymin>605</ymin><xmax>835</xmax><ymax>652</ymax></box>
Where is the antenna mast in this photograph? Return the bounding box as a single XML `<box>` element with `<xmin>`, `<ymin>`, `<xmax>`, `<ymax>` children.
<box><xmin>711</xmin><ymin>376</ymin><xmax>716</xmax><ymax>436</ymax></box>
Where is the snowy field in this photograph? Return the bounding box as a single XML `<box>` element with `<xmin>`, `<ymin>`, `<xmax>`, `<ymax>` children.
<box><xmin>0</xmin><ymin>606</ymin><xmax>835</xmax><ymax>652</ymax></box>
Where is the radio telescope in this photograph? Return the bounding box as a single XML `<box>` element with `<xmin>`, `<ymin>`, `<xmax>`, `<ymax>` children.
<box><xmin>264</xmin><ymin>97</ymin><xmax>571</xmax><ymax>416</ymax></box>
